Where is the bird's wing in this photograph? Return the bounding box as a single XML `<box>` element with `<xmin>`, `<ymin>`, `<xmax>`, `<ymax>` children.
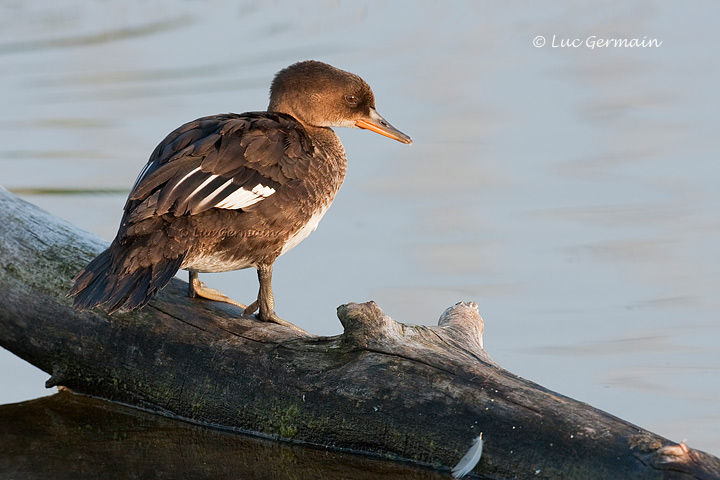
<box><xmin>125</xmin><ymin>113</ymin><xmax>314</xmax><ymax>222</ymax></box>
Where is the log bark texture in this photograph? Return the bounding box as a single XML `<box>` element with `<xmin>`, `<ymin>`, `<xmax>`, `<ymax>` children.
<box><xmin>1</xmin><ymin>186</ymin><xmax>718</xmax><ymax>480</ymax></box>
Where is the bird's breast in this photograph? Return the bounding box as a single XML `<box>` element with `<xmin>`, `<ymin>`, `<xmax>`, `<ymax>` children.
<box><xmin>279</xmin><ymin>202</ymin><xmax>331</xmax><ymax>257</ymax></box>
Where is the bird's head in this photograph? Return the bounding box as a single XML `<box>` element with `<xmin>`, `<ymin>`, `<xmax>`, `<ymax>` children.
<box><xmin>268</xmin><ymin>60</ymin><xmax>412</xmax><ymax>145</ymax></box>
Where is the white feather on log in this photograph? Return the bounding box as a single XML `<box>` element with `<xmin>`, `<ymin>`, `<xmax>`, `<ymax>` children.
<box><xmin>452</xmin><ymin>433</ymin><xmax>483</xmax><ymax>478</ymax></box>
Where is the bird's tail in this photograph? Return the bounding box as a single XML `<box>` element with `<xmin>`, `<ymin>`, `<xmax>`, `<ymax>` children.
<box><xmin>69</xmin><ymin>247</ymin><xmax>184</xmax><ymax>314</ymax></box>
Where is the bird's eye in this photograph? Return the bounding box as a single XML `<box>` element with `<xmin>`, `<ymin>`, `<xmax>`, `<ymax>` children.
<box><xmin>343</xmin><ymin>94</ymin><xmax>359</xmax><ymax>107</ymax></box>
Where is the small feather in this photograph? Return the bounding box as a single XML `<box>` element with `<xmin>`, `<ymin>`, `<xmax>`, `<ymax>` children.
<box><xmin>452</xmin><ymin>433</ymin><xmax>483</xmax><ymax>478</ymax></box>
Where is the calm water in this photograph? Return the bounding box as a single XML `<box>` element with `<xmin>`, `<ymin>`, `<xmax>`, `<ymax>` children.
<box><xmin>1</xmin><ymin>0</ymin><xmax>718</xmax><ymax>462</ymax></box>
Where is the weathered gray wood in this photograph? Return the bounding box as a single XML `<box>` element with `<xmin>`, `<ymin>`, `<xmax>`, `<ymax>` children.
<box><xmin>1</xmin><ymin>185</ymin><xmax>718</xmax><ymax>479</ymax></box>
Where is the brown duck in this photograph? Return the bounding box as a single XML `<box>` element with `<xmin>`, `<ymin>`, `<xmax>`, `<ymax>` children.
<box><xmin>70</xmin><ymin>60</ymin><xmax>411</xmax><ymax>328</ymax></box>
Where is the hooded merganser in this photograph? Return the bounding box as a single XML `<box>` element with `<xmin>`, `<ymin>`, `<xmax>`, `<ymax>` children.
<box><xmin>70</xmin><ymin>60</ymin><xmax>411</xmax><ymax>329</ymax></box>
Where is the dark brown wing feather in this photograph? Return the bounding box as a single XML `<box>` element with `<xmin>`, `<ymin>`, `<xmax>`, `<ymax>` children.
<box><xmin>128</xmin><ymin>113</ymin><xmax>314</xmax><ymax>217</ymax></box>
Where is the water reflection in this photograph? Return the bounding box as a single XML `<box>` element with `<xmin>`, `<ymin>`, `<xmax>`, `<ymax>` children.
<box><xmin>0</xmin><ymin>392</ymin><xmax>445</xmax><ymax>480</ymax></box>
<box><xmin>0</xmin><ymin>15</ymin><xmax>192</xmax><ymax>54</ymax></box>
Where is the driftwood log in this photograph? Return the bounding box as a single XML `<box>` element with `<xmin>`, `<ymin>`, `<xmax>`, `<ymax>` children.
<box><xmin>0</xmin><ymin>185</ymin><xmax>718</xmax><ymax>480</ymax></box>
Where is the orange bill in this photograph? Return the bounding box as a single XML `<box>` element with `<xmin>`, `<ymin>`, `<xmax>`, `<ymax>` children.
<box><xmin>356</xmin><ymin>109</ymin><xmax>412</xmax><ymax>144</ymax></box>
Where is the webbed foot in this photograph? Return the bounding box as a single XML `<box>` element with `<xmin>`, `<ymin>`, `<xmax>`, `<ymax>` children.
<box><xmin>188</xmin><ymin>271</ymin><xmax>247</xmax><ymax>309</ymax></box>
<box><xmin>243</xmin><ymin>299</ymin><xmax>305</xmax><ymax>333</ymax></box>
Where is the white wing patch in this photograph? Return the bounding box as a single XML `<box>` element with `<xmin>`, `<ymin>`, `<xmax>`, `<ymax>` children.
<box><xmin>193</xmin><ymin>178</ymin><xmax>233</xmax><ymax>211</ymax></box>
<box><xmin>188</xmin><ymin>174</ymin><xmax>220</xmax><ymax>199</ymax></box>
<box><xmin>250</xmin><ymin>183</ymin><xmax>276</xmax><ymax>198</ymax></box>
<box><xmin>174</xmin><ymin>166</ymin><xmax>203</xmax><ymax>189</ymax></box>
<box><xmin>214</xmin><ymin>182</ymin><xmax>276</xmax><ymax>210</ymax></box>
<box><xmin>145</xmin><ymin>161</ymin><xmax>277</xmax><ymax>213</ymax></box>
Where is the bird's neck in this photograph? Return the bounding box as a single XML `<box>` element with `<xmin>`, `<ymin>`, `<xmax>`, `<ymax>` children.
<box><xmin>267</xmin><ymin>102</ymin><xmax>347</xmax><ymax>163</ymax></box>
<box><xmin>304</xmin><ymin>125</ymin><xmax>345</xmax><ymax>158</ymax></box>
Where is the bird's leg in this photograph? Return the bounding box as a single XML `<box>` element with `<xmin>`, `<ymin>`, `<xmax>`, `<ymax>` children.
<box><xmin>188</xmin><ymin>271</ymin><xmax>247</xmax><ymax>309</ymax></box>
<box><xmin>244</xmin><ymin>264</ymin><xmax>304</xmax><ymax>332</ymax></box>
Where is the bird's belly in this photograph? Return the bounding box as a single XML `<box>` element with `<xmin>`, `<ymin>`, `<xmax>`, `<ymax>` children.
<box><xmin>181</xmin><ymin>254</ymin><xmax>254</xmax><ymax>274</ymax></box>
<box><xmin>179</xmin><ymin>201</ymin><xmax>332</xmax><ymax>272</ymax></box>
